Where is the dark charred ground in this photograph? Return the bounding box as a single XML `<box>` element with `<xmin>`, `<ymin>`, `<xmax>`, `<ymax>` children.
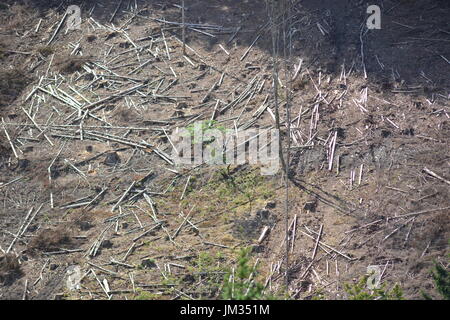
<box><xmin>3</xmin><ymin>0</ymin><xmax>450</xmax><ymax>93</ymax></box>
<box><xmin>0</xmin><ymin>0</ymin><xmax>449</xmax><ymax>300</ymax></box>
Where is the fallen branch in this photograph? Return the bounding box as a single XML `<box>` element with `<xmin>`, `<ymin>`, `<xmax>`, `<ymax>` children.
<box><xmin>423</xmin><ymin>167</ymin><xmax>450</xmax><ymax>185</ymax></box>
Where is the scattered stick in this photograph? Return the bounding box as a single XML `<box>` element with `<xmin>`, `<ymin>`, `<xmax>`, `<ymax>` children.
<box><xmin>172</xmin><ymin>207</ymin><xmax>195</xmax><ymax>239</ymax></box>
<box><xmin>311</xmin><ymin>224</ymin><xmax>323</xmax><ymax>260</ymax></box>
<box><xmin>301</xmin><ymin>230</ymin><xmax>354</xmax><ymax>260</ymax></box>
<box><xmin>133</xmin><ymin>221</ymin><xmax>163</xmax><ymax>242</ymax></box>
<box><xmin>82</xmin><ymin>82</ymin><xmax>149</xmax><ymax>111</ymax></box>
<box><xmin>64</xmin><ymin>159</ymin><xmax>87</xmax><ymax>179</ymax></box>
<box><xmin>383</xmin><ymin>218</ymin><xmax>415</xmax><ymax>242</ymax></box>
<box><xmin>391</xmin><ymin>206</ymin><xmax>450</xmax><ymax>220</ymax></box>
<box><xmin>180</xmin><ymin>175</ymin><xmax>191</xmax><ymax>200</ymax></box>
<box><xmin>47</xmin><ymin>11</ymin><xmax>69</xmax><ymax>45</ymax></box>
<box><xmin>258</xmin><ymin>226</ymin><xmax>270</xmax><ymax>244</ymax></box>
<box><xmin>7</xmin><ymin>204</ymin><xmax>43</xmax><ymax>253</ymax></box>
<box><xmin>203</xmin><ymin>241</ymin><xmax>229</xmax><ymax>248</ymax></box>
<box><xmin>110</xmin><ymin>0</ymin><xmax>124</xmax><ymax>23</ymax></box>
<box><xmin>422</xmin><ymin>167</ymin><xmax>450</xmax><ymax>185</ymax></box>
<box><xmin>87</xmin><ymin>262</ymin><xmax>120</xmax><ymax>278</ymax></box>
<box><xmin>240</xmin><ymin>34</ymin><xmax>261</xmax><ymax>61</ymax></box>
<box><xmin>219</xmin><ymin>44</ymin><xmax>230</xmax><ymax>56</ymax></box>
<box><xmin>21</xmin><ymin>107</ymin><xmax>54</xmax><ymax>146</ymax></box>
<box><xmin>22</xmin><ymin>279</ymin><xmax>28</xmax><ymax>300</ymax></box>
<box><xmin>328</xmin><ymin>131</ymin><xmax>337</xmax><ymax>171</ymax></box>
<box><xmin>1</xmin><ymin>118</ymin><xmax>19</xmax><ymax>159</ymax></box>
<box><xmin>0</xmin><ymin>176</ymin><xmax>23</xmax><ymax>189</ymax></box>
<box><xmin>111</xmin><ymin>181</ymin><xmax>136</xmax><ymax>212</ymax></box>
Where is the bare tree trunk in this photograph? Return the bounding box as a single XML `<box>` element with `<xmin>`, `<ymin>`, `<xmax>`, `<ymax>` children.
<box><xmin>282</xmin><ymin>0</ymin><xmax>293</xmax><ymax>291</ymax></box>
<box><xmin>268</xmin><ymin>0</ymin><xmax>286</xmax><ymax>172</ymax></box>
<box><xmin>268</xmin><ymin>0</ymin><xmax>290</xmax><ymax>291</ymax></box>
<box><xmin>182</xmin><ymin>0</ymin><xmax>186</xmax><ymax>55</ymax></box>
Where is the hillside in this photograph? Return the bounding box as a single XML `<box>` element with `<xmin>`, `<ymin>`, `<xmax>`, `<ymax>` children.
<box><xmin>0</xmin><ymin>0</ymin><xmax>449</xmax><ymax>300</ymax></box>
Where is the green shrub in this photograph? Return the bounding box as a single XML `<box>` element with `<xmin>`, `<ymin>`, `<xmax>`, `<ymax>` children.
<box><xmin>344</xmin><ymin>275</ymin><xmax>403</xmax><ymax>300</ymax></box>
<box><xmin>134</xmin><ymin>289</ymin><xmax>161</xmax><ymax>300</ymax></box>
<box><xmin>422</xmin><ymin>262</ymin><xmax>450</xmax><ymax>300</ymax></box>
<box><xmin>221</xmin><ymin>248</ymin><xmax>267</xmax><ymax>300</ymax></box>
<box><xmin>183</xmin><ymin>120</ymin><xmax>226</xmax><ymax>144</ymax></box>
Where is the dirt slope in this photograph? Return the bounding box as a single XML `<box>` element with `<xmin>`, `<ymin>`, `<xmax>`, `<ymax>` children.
<box><xmin>0</xmin><ymin>0</ymin><xmax>448</xmax><ymax>300</ymax></box>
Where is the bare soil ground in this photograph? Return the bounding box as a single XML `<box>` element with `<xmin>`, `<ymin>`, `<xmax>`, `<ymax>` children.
<box><xmin>0</xmin><ymin>0</ymin><xmax>448</xmax><ymax>300</ymax></box>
